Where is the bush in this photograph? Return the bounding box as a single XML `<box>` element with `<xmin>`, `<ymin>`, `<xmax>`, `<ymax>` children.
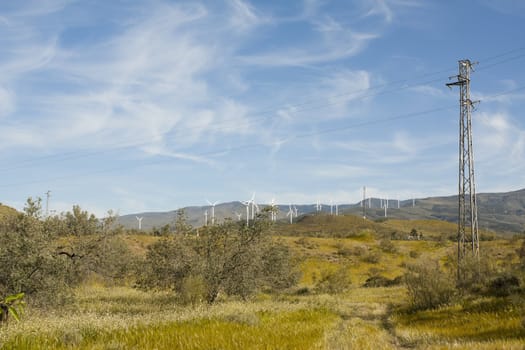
<box><xmin>314</xmin><ymin>266</ymin><xmax>351</xmax><ymax>294</ymax></box>
<box><xmin>135</xmin><ymin>237</ymin><xmax>196</xmax><ymax>292</ymax></box>
<box><xmin>362</xmin><ymin>251</ymin><xmax>381</xmax><ymax>264</ymax></box>
<box><xmin>379</xmin><ymin>239</ymin><xmax>397</xmax><ymax>253</ymax></box>
<box><xmin>409</xmin><ymin>250</ymin><xmax>420</xmax><ymax>259</ymax></box>
<box><xmin>178</xmin><ymin>275</ymin><xmax>207</xmax><ymax>305</ymax></box>
<box><xmin>363</xmin><ymin>275</ymin><xmax>403</xmax><ymax>288</ymax></box>
<box><xmin>136</xmin><ymin>218</ymin><xmax>299</xmax><ymax>303</ymax></box>
<box><xmin>0</xmin><ymin>208</ymin><xmax>76</xmax><ymax>307</ymax></box>
<box><xmin>405</xmin><ymin>260</ymin><xmax>456</xmax><ymax>310</ymax></box>
<box><xmin>486</xmin><ymin>274</ymin><xmax>520</xmax><ymax>297</ymax></box>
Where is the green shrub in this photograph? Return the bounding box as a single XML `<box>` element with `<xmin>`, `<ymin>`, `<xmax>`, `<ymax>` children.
<box><xmin>379</xmin><ymin>239</ymin><xmax>397</xmax><ymax>253</ymax></box>
<box><xmin>405</xmin><ymin>260</ymin><xmax>456</xmax><ymax>310</ymax></box>
<box><xmin>314</xmin><ymin>266</ymin><xmax>351</xmax><ymax>294</ymax></box>
<box><xmin>486</xmin><ymin>274</ymin><xmax>520</xmax><ymax>297</ymax></box>
<box><xmin>409</xmin><ymin>250</ymin><xmax>420</xmax><ymax>259</ymax></box>
<box><xmin>137</xmin><ymin>219</ymin><xmax>298</xmax><ymax>303</ymax></box>
<box><xmin>363</xmin><ymin>275</ymin><xmax>403</xmax><ymax>288</ymax></box>
<box><xmin>178</xmin><ymin>275</ymin><xmax>207</xmax><ymax>305</ymax></box>
<box><xmin>362</xmin><ymin>251</ymin><xmax>381</xmax><ymax>264</ymax></box>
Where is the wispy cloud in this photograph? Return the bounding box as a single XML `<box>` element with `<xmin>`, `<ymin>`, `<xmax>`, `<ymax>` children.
<box><xmin>475</xmin><ymin>111</ymin><xmax>525</xmax><ymax>174</ymax></box>
<box><xmin>364</xmin><ymin>0</ymin><xmax>394</xmax><ymax>23</ymax></box>
<box><xmin>0</xmin><ymin>1</ymin><xmax>258</xmax><ymax>160</ymax></box>
<box><xmin>238</xmin><ymin>28</ymin><xmax>377</xmax><ymax>67</ymax></box>
<box><xmin>227</xmin><ymin>0</ymin><xmax>266</xmax><ymax>31</ymax></box>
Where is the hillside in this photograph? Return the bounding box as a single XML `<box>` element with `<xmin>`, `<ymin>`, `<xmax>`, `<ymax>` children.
<box><xmin>118</xmin><ymin>188</ymin><xmax>525</xmax><ymax>234</ymax></box>
<box><xmin>0</xmin><ymin>203</ymin><xmax>18</xmax><ymax>220</ymax></box>
<box><xmin>2</xmin><ymin>209</ymin><xmax>524</xmax><ymax>349</ymax></box>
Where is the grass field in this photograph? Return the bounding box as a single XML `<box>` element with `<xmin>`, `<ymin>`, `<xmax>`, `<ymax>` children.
<box><xmin>1</xmin><ymin>217</ymin><xmax>524</xmax><ymax>349</ymax></box>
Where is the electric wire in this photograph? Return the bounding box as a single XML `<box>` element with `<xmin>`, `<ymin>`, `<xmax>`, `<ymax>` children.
<box><xmin>1</xmin><ymin>84</ymin><xmax>524</xmax><ymax>189</ymax></box>
<box><xmin>2</xmin><ymin>46</ymin><xmax>524</xmax><ymax>173</ymax></box>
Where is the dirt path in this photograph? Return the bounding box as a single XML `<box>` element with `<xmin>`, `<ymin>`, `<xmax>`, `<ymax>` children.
<box><xmin>321</xmin><ymin>298</ymin><xmax>408</xmax><ymax>349</ymax></box>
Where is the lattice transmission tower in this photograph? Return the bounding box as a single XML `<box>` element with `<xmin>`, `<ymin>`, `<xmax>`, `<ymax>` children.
<box><xmin>446</xmin><ymin>59</ymin><xmax>479</xmax><ymax>281</ymax></box>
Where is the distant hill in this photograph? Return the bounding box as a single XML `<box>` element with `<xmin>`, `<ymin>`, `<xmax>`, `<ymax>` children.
<box><xmin>118</xmin><ymin>189</ymin><xmax>525</xmax><ymax>234</ymax></box>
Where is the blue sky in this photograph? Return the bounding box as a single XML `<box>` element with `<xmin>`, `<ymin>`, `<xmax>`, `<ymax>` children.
<box><xmin>1</xmin><ymin>0</ymin><xmax>524</xmax><ymax>216</ymax></box>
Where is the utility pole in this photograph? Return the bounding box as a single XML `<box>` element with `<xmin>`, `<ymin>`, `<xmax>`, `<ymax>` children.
<box><xmin>45</xmin><ymin>190</ymin><xmax>51</xmax><ymax>217</ymax></box>
<box><xmin>447</xmin><ymin>59</ymin><xmax>480</xmax><ymax>281</ymax></box>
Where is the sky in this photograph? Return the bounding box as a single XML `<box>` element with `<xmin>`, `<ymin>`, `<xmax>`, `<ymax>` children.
<box><xmin>1</xmin><ymin>0</ymin><xmax>524</xmax><ymax>217</ymax></box>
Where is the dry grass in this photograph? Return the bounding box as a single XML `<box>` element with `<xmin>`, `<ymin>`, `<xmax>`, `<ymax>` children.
<box><xmin>1</xmin><ymin>218</ymin><xmax>523</xmax><ymax>349</ymax></box>
<box><xmin>392</xmin><ymin>296</ymin><xmax>525</xmax><ymax>348</ymax></box>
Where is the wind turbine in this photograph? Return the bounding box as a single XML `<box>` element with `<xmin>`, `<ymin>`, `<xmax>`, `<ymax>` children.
<box><xmin>206</xmin><ymin>200</ymin><xmax>219</xmax><ymax>225</ymax></box>
<box><xmin>234</xmin><ymin>212</ymin><xmax>242</xmax><ymax>221</ymax></box>
<box><xmin>270</xmin><ymin>198</ymin><xmax>278</xmax><ymax>222</ymax></box>
<box><xmin>204</xmin><ymin>210</ymin><xmax>208</xmax><ymax>226</ymax></box>
<box><xmin>335</xmin><ymin>203</ymin><xmax>339</xmax><ymax>216</ymax></box>
<box><xmin>330</xmin><ymin>199</ymin><xmax>333</xmax><ymax>215</ymax></box>
<box><xmin>293</xmin><ymin>205</ymin><xmax>298</xmax><ymax>218</ymax></box>
<box><xmin>249</xmin><ymin>193</ymin><xmax>259</xmax><ymax>220</ymax></box>
<box><xmin>316</xmin><ymin>199</ymin><xmax>322</xmax><ymax>212</ymax></box>
<box><xmin>136</xmin><ymin>216</ymin><xmax>143</xmax><ymax>230</ymax></box>
<box><xmin>286</xmin><ymin>205</ymin><xmax>294</xmax><ymax>224</ymax></box>
<box><xmin>241</xmin><ymin>194</ymin><xmax>254</xmax><ymax>226</ymax></box>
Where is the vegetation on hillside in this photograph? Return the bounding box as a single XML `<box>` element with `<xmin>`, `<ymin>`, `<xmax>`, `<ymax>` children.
<box><xmin>1</xmin><ymin>198</ymin><xmax>524</xmax><ymax>349</ymax></box>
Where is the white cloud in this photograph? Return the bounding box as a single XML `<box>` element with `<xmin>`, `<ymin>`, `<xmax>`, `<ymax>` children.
<box><xmin>0</xmin><ymin>1</ymin><xmax>260</xmax><ymax>160</ymax></box>
<box><xmin>227</xmin><ymin>0</ymin><xmax>264</xmax><ymax>31</ymax></box>
<box><xmin>475</xmin><ymin>111</ymin><xmax>525</xmax><ymax>175</ymax></box>
<box><xmin>472</xmin><ymin>88</ymin><xmax>525</xmax><ymax>104</ymax></box>
<box><xmin>318</xmin><ymin>69</ymin><xmax>371</xmax><ymax>118</ymax></box>
<box><xmin>364</xmin><ymin>0</ymin><xmax>393</xmax><ymax>23</ymax></box>
<box><xmin>238</xmin><ymin>13</ymin><xmax>378</xmax><ymax>67</ymax></box>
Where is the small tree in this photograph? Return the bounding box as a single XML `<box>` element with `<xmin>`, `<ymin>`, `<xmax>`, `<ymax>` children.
<box><xmin>0</xmin><ymin>199</ymin><xmax>75</xmax><ymax>306</ymax></box>
<box><xmin>65</xmin><ymin>205</ymin><xmax>98</xmax><ymax>235</ymax></box>
<box><xmin>405</xmin><ymin>260</ymin><xmax>455</xmax><ymax>310</ymax></box>
<box><xmin>136</xmin><ymin>215</ymin><xmax>298</xmax><ymax>303</ymax></box>
<box><xmin>174</xmin><ymin>209</ymin><xmax>192</xmax><ymax>235</ymax></box>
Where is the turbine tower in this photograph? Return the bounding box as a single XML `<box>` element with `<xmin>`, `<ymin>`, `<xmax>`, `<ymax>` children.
<box><xmin>447</xmin><ymin>59</ymin><xmax>480</xmax><ymax>280</ymax></box>
<box><xmin>241</xmin><ymin>193</ymin><xmax>255</xmax><ymax>226</ymax></box>
<box><xmin>206</xmin><ymin>200</ymin><xmax>219</xmax><ymax>225</ymax></box>
<box><xmin>136</xmin><ymin>216</ymin><xmax>143</xmax><ymax>230</ymax></box>
<box><xmin>270</xmin><ymin>198</ymin><xmax>278</xmax><ymax>222</ymax></box>
<box><xmin>286</xmin><ymin>205</ymin><xmax>294</xmax><ymax>224</ymax></box>
<box><xmin>204</xmin><ymin>210</ymin><xmax>208</xmax><ymax>226</ymax></box>
<box><xmin>362</xmin><ymin>186</ymin><xmax>366</xmax><ymax>218</ymax></box>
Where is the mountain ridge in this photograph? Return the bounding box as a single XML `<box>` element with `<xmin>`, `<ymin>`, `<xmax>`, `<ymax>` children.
<box><xmin>118</xmin><ymin>188</ymin><xmax>525</xmax><ymax>234</ymax></box>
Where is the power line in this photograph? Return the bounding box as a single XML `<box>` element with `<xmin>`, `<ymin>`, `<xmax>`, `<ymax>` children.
<box><xmin>2</xmin><ymin>46</ymin><xmax>524</xmax><ymax>173</ymax></box>
<box><xmin>2</xmin><ymin>84</ymin><xmax>524</xmax><ymax>189</ymax></box>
